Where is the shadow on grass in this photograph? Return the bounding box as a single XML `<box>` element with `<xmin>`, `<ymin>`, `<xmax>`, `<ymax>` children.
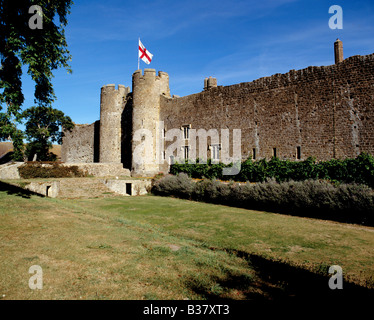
<box><xmin>184</xmin><ymin>249</ymin><xmax>374</xmax><ymax>302</ymax></box>
<box><xmin>0</xmin><ymin>181</ymin><xmax>44</xmax><ymax>199</ymax></box>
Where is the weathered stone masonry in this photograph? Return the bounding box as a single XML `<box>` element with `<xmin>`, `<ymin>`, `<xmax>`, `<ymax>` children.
<box><xmin>62</xmin><ymin>41</ymin><xmax>374</xmax><ymax>176</ymax></box>
<box><xmin>161</xmin><ymin>53</ymin><xmax>374</xmax><ymax>162</ymax></box>
<box><xmin>61</xmin><ymin>121</ymin><xmax>99</xmax><ymax>163</ymax></box>
<box><xmin>131</xmin><ymin>69</ymin><xmax>170</xmax><ymax>175</ymax></box>
<box><xmin>99</xmin><ymin>84</ymin><xmax>130</xmax><ymax>163</ymax></box>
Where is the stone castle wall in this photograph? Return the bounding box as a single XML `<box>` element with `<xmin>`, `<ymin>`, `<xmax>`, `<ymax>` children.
<box><xmin>61</xmin><ymin>121</ymin><xmax>100</xmax><ymax>163</ymax></box>
<box><xmin>61</xmin><ymin>51</ymin><xmax>374</xmax><ymax>176</ymax></box>
<box><xmin>160</xmin><ymin>54</ymin><xmax>374</xmax><ymax>162</ymax></box>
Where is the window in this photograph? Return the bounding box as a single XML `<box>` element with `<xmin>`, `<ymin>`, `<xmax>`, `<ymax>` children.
<box><xmin>181</xmin><ymin>146</ymin><xmax>189</xmax><ymax>160</ymax></box>
<box><xmin>184</xmin><ymin>127</ymin><xmax>189</xmax><ymax>139</ymax></box>
<box><xmin>273</xmin><ymin>148</ymin><xmax>277</xmax><ymax>158</ymax></box>
<box><xmin>252</xmin><ymin>148</ymin><xmax>256</xmax><ymax>160</ymax></box>
<box><xmin>296</xmin><ymin>146</ymin><xmax>301</xmax><ymax>160</ymax></box>
<box><xmin>211</xmin><ymin>144</ymin><xmax>221</xmax><ymax>161</ymax></box>
<box><xmin>182</xmin><ymin>124</ymin><xmax>191</xmax><ymax>140</ymax></box>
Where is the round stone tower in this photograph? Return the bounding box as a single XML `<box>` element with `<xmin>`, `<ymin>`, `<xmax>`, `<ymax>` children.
<box><xmin>99</xmin><ymin>84</ymin><xmax>130</xmax><ymax>163</ymax></box>
<box><xmin>131</xmin><ymin>69</ymin><xmax>170</xmax><ymax>176</ymax></box>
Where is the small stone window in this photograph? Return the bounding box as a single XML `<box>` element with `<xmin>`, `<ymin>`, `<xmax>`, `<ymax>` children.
<box><xmin>252</xmin><ymin>148</ymin><xmax>256</xmax><ymax>160</ymax></box>
<box><xmin>296</xmin><ymin>146</ymin><xmax>301</xmax><ymax>160</ymax></box>
<box><xmin>181</xmin><ymin>124</ymin><xmax>191</xmax><ymax>140</ymax></box>
<box><xmin>210</xmin><ymin>144</ymin><xmax>221</xmax><ymax>161</ymax></box>
<box><xmin>161</xmin><ymin>126</ymin><xmax>166</xmax><ymax>139</ymax></box>
<box><xmin>181</xmin><ymin>146</ymin><xmax>190</xmax><ymax>160</ymax></box>
<box><xmin>273</xmin><ymin>148</ymin><xmax>277</xmax><ymax>158</ymax></box>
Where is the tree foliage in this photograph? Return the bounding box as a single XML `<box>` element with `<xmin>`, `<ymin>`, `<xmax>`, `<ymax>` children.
<box><xmin>0</xmin><ymin>0</ymin><xmax>73</xmax><ymax>159</ymax></box>
<box><xmin>22</xmin><ymin>106</ymin><xmax>74</xmax><ymax>160</ymax></box>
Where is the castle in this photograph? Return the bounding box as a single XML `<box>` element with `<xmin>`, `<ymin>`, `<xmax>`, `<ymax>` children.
<box><xmin>61</xmin><ymin>40</ymin><xmax>374</xmax><ymax>177</ymax></box>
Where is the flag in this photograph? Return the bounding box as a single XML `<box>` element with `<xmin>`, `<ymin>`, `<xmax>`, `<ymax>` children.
<box><xmin>138</xmin><ymin>39</ymin><xmax>153</xmax><ymax>65</ymax></box>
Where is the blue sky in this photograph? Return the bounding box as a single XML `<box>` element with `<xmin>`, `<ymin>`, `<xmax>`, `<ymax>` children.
<box><xmin>20</xmin><ymin>0</ymin><xmax>374</xmax><ymax>125</ymax></box>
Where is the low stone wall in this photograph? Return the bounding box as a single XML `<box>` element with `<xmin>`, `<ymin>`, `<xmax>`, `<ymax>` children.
<box><xmin>24</xmin><ymin>181</ymin><xmax>60</xmax><ymax>198</ymax></box>
<box><xmin>1</xmin><ymin>175</ymin><xmax>150</xmax><ymax>198</ymax></box>
<box><xmin>0</xmin><ymin>180</ymin><xmax>60</xmax><ymax>198</ymax></box>
<box><xmin>102</xmin><ymin>179</ymin><xmax>152</xmax><ymax>196</ymax></box>
<box><xmin>61</xmin><ymin>163</ymin><xmax>131</xmax><ymax>177</ymax></box>
<box><xmin>1</xmin><ymin>161</ymin><xmax>149</xmax><ymax>198</ymax></box>
<box><xmin>1</xmin><ymin>162</ymin><xmax>131</xmax><ymax>180</ymax></box>
<box><xmin>0</xmin><ymin>162</ymin><xmax>22</xmax><ymax>179</ymax></box>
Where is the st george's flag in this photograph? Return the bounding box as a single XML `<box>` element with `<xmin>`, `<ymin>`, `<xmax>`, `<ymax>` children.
<box><xmin>138</xmin><ymin>39</ymin><xmax>153</xmax><ymax>64</ymax></box>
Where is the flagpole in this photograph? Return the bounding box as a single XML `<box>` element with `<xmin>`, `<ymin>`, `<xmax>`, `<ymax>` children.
<box><xmin>138</xmin><ymin>37</ymin><xmax>140</xmax><ymax>70</ymax></box>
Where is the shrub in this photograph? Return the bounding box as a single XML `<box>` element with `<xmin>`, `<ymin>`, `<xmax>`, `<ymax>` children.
<box><xmin>151</xmin><ymin>172</ymin><xmax>165</xmax><ymax>183</ymax></box>
<box><xmin>18</xmin><ymin>162</ymin><xmax>86</xmax><ymax>179</ymax></box>
<box><xmin>152</xmin><ymin>173</ymin><xmax>194</xmax><ymax>199</ymax></box>
<box><xmin>151</xmin><ymin>174</ymin><xmax>374</xmax><ymax>226</ymax></box>
<box><xmin>170</xmin><ymin>153</ymin><xmax>374</xmax><ymax>188</ymax></box>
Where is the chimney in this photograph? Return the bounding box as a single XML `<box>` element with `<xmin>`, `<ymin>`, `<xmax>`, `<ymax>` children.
<box><xmin>207</xmin><ymin>76</ymin><xmax>217</xmax><ymax>90</ymax></box>
<box><xmin>204</xmin><ymin>77</ymin><xmax>208</xmax><ymax>91</ymax></box>
<box><xmin>334</xmin><ymin>39</ymin><xmax>343</xmax><ymax>64</ymax></box>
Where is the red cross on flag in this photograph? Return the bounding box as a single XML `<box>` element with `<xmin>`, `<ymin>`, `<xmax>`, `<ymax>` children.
<box><xmin>139</xmin><ymin>39</ymin><xmax>153</xmax><ymax>65</ymax></box>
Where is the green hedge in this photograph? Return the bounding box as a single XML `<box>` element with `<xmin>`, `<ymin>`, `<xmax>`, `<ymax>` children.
<box><xmin>18</xmin><ymin>162</ymin><xmax>86</xmax><ymax>179</ymax></box>
<box><xmin>170</xmin><ymin>153</ymin><xmax>374</xmax><ymax>188</ymax></box>
<box><xmin>152</xmin><ymin>173</ymin><xmax>374</xmax><ymax>226</ymax></box>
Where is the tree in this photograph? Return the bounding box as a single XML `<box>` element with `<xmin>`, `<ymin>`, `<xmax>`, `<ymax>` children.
<box><xmin>22</xmin><ymin>106</ymin><xmax>74</xmax><ymax>161</ymax></box>
<box><xmin>0</xmin><ymin>0</ymin><xmax>73</xmax><ymax>159</ymax></box>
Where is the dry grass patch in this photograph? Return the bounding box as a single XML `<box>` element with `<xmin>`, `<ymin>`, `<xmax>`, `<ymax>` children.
<box><xmin>0</xmin><ymin>190</ymin><xmax>258</xmax><ymax>300</ymax></box>
<box><xmin>0</xmin><ymin>187</ymin><xmax>373</xmax><ymax>301</ymax></box>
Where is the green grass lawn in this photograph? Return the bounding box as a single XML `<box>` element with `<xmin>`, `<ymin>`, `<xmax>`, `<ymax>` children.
<box><xmin>0</xmin><ymin>185</ymin><xmax>373</xmax><ymax>300</ymax></box>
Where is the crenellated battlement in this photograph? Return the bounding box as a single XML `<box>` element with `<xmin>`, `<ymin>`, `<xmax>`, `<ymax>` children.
<box><xmin>101</xmin><ymin>84</ymin><xmax>130</xmax><ymax>98</ymax></box>
<box><xmin>133</xmin><ymin>69</ymin><xmax>169</xmax><ymax>80</ymax></box>
<box><xmin>132</xmin><ymin>69</ymin><xmax>170</xmax><ymax>98</ymax></box>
